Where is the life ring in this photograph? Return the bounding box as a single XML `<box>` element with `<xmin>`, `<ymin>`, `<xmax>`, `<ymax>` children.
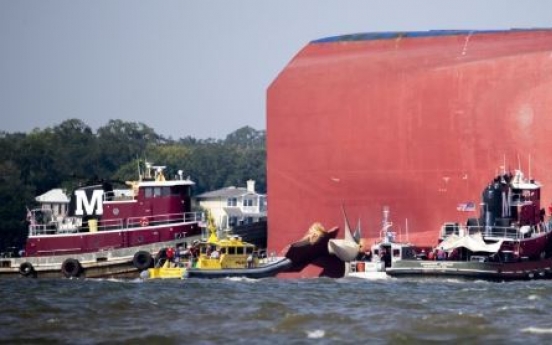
<box><xmin>19</xmin><ymin>262</ymin><xmax>35</xmax><ymax>277</ymax></box>
<box><xmin>132</xmin><ymin>251</ymin><xmax>153</xmax><ymax>271</ymax></box>
<box><xmin>61</xmin><ymin>258</ymin><xmax>82</xmax><ymax>278</ymax></box>
<box><xmin>140</xmin><ymin>217</ymin><xmax>149</xmax><ymax>227</ymax></box>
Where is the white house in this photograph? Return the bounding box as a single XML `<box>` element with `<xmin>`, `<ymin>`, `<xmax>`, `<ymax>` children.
<box><xmin>195</xmin><ymin>180</ymin><xmax>267</xmax><ymax>230</ymax></box>
<box><xmin>34</xmin><ymin>188</ymin><xmax>70</xmax><ymax>221</ymax></box>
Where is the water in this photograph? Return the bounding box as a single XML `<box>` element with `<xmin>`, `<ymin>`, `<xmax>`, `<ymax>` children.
<box><xmin>1</xmin><ymin>277</ymin><xmax>552</xmax><ymax>344</ymax></box>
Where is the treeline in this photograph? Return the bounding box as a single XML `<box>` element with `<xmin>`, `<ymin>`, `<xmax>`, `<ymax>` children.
<box><xmin>0</xmin><ymin>119</ymin><xmax>266</xmax><ymax>252</ymax></box>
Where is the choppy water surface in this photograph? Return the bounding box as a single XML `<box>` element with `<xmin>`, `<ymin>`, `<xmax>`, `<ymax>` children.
<box><xmin>1</xmin><ymin>276</ymin><xmax>552</xmax><ymax>344</ymax></box>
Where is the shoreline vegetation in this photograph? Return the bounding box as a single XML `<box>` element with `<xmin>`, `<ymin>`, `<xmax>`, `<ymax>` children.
<box><xmin>0</xmin><ymin>119</ymin><xmax>266</xmax><ymax>253</ymax></box>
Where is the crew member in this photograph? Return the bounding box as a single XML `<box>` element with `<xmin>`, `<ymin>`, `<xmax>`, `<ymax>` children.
<box><xmin>166</xmin><ymin>247</ymin><xmax>175</xmax><ymax>265</ymax></box>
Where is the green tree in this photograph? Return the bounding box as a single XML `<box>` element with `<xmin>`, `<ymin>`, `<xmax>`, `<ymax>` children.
<box><xmin>0</xmin><ymin>160</ymin><xmax>34</xmax><ymax>251</ymax></box>
<box><xmin>0</xmin><ymin>120</ymin><xmax>268</xmax><ymax>253</ymax></box>
<box><xmin>97</xmin><ymin>120</ymin><xmax>160</xmax><ymax>176</ymax></box>
<box><xmin>224</xmin><ymin>126</ymin><xmax>265</xmax><ymax>148</ymax></box>
<box><xmin>49</xmin><ymin>119</ymin><xmax>102</xmax><ymax>183</ymax></box>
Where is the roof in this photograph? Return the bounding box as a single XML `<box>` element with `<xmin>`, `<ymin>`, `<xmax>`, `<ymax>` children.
<box><xmin>196</xmin><ymin>187</ymin><xmax>264</xmax><ymax>199</ymax></box>
<box><xmin>35</xmin><ymin>189</ymin><xmax>70</xmax><ymax>203</ymax></box>
<box><xmin>138</xmin><ymin>180</ymin><xmax>194</xmax><ymax>187</ymax></box>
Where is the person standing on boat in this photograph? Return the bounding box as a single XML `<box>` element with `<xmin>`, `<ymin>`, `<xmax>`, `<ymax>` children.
<box><xmin>190</xmin><ymin>241</ymin><xmax>200</xmax><ymax>268</ymax></box>
<box><xmin>436</xmin><ymin>248</ymin><xmax>446</xmax><ymax>261</ymax></box>
<box><xmin>247</xmin><ymin>253</ymin><xmax>254</xmax><ymax>268</ymax></box>
<box><xmin>383</xmin><ymin>250</ymin><xmax>392</xmax><ymax>267</ymax></box>
<box><xmin>166</xmin><ymin>247</ymin><xmax>175</xmax><ymax>266</ymax></box>
<box><xmin>175</xmin><ymin>246</ymin><xmax>181</xmax><ymax>265</ymax></box>
<box><xmin>210</xmin><ymin>247</ymin><xmax>220</xmax><ymax>259</ymax></box>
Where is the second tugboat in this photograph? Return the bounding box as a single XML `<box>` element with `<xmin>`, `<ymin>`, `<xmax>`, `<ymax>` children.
<box><xmin>387</xmin><ymin>168</ymin><xmax>552</xmax><ymax>281</ymax></box>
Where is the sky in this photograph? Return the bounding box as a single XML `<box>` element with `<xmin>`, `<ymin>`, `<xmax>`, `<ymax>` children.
<box><xmin>1</xmin><ymin>1</ymin><xmax>552</xmax><ymax>140</ymax></box>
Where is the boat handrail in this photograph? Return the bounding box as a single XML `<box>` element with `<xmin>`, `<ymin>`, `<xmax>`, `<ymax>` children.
<box><xmin>440</xmin><ymin>223</ymin><xmax>539</xmax><ymax>241</ymax></box>
<box><xmin>29</xmin><ymin>211</ymin><xmax>204</xmax><ymax>236</ymax></box>
<box><xmin>466</xmin><ymin>225</ymin><xmax>521</xmax><ymax>239</ymax></box>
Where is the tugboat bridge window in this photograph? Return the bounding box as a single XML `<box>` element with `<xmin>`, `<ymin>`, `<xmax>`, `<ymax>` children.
<box><xmin>145</xmin><ymin>187</ymin><xmax>172</xmax><ymax>198</ymax></box>
<box><xmin>154</xmin><ymin>187</ymin><xmax>162</xmax><ymax>197</ymax></box>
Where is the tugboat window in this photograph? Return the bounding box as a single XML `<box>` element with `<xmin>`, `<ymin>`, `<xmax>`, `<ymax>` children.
<box><xmin>145</xmin><ymin>188</ymin><xmax>153</xmax><ymax>198</ymax></box>
<box><xmin>154</xmin><ymin>187</ymin><xmax>162</xmax><ymax>197</ymax></box>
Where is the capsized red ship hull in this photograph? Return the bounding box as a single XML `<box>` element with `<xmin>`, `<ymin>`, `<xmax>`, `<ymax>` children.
<box><xmin>267</xmin><ymin>29</ymin><xmax>552</xmax><ymax>277</ymax></box>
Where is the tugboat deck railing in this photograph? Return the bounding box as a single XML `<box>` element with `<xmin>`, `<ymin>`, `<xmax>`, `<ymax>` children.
<box><xmin>440</xmin><ymin>224</ymin><xmax>544</xmax><ymax>241</ymax></box>
<box><xmin>29</xmin><ymin>211</ymin><xmax>204</xmax><ymax>236</ymax></box>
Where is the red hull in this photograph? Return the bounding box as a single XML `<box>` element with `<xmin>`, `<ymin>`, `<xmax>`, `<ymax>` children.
<box><xmin>267</xmin><ymin>29</ymin><xmax>552</xmax><ymax>277</ymax></box>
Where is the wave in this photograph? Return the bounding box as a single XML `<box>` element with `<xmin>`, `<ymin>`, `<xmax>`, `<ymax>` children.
<box><xmin>521</xmin><ymin>326</ymin><xmax>552</xmax><ymax>334</ymax></box>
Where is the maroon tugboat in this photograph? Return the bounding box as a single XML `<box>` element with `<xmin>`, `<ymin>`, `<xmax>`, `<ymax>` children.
<box><xmin>387</xmin><ymin>168</ymin><xmax>552</xmax><ymax>280</ymax></box>
<box><xmin>0</xmin><ymin>162</ymin><xmax>204</xmax><ymax>279</ymax></box>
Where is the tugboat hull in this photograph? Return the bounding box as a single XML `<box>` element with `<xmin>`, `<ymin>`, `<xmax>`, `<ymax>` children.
<box><xmin>387</xmin><ymin>258</ymin><xmax>552</xmax><ymax>281</ymax></box>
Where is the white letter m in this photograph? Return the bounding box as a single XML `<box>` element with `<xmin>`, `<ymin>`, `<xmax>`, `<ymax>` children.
<box><xmin>75</xmin><ymin>190</ymin><xmax>104</xmax><ymax>216</ymax></box>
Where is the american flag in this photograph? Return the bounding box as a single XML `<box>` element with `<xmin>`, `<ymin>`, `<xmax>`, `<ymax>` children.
<box><xmin>457</xmin><ymin>201</ymin><xmax>476</xmax><ymax>212</ymax></box>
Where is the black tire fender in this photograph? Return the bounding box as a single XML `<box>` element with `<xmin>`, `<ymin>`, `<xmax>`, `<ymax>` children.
<box><xmin>19</xmin><ymin>262</ymin><xmax>35</xmax><ymax>277</ymax></box>
<box><xmin>133</xmin><ymin>251</ymin><xmax>153</xmax><ymax>271</ymax></box>
<box><xmin>61</xmin><ymin>258</ymin><xmax>82</xmax><ymax>278</ymax></box>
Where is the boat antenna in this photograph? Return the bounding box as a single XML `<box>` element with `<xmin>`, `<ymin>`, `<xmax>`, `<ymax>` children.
<box><xmin>381</xmin><ymin>206</ymin><xmax>393</xmax><ymax>241</ymax></box>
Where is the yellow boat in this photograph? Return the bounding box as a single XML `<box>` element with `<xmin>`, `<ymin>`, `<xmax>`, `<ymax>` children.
<box><xmin>146</xmin><ymin>259</ymin><xmax>187</xmax><ymax>279</ymax></box>
<box><xmin>142</xmin><ymin>212</ymin><xmax>291</xmax><ymax>280</ymax></box>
